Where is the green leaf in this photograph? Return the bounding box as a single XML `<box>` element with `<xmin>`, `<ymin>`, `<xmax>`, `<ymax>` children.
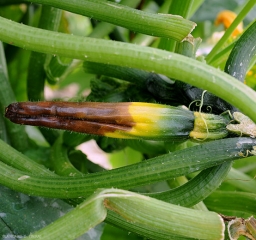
<box><xmin>0</xmin><ymin>185</ymin><xmax>104</xmax><ymax>239</ymax></box>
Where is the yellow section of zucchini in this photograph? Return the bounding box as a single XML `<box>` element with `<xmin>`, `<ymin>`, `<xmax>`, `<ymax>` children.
<box><xmin>106</xmin><ymin>103</ymin><xmax>195</xmax><ymax>140</ymax></box>
<box><xmin>105</xmin><ymin>102</ymin><xmax>163</xmax><ymax>139</ymax></box>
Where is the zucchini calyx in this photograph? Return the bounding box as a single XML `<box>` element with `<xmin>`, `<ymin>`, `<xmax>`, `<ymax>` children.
<box><xmin>189</xmin><ymin>112</ymin><xmax>228</xmax><ymax>140</ymax></box>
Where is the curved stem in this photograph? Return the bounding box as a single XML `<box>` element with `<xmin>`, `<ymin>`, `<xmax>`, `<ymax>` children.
<box><xmin>27</xmin><ymin>0</ymin><xmax>196</xmax><ymax>41</ymax></box>
<box><xmin>27</xmin><ymin>6</ymin><xmax>62</xmax><ymax>101</ymax></box>
<box><xmin>0</xmin><ymin>137</ymin><xmax>255</xmax><ymax>198</ymax></box>
<box><xmin>0</xmin><ymin>41</ymin><xmax>29</xmax><ymax>151</ymax></box>
<box><xmin>0</xmin><ymin>17</ymin><xmax>255</xmax><ymax>122</ymax></box>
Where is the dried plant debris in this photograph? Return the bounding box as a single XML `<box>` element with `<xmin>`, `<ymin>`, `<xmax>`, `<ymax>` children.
<box><xmin>226</xmin><ymin>216</ymin><xmax>256</xmax><ymax>240</ymax></box>
<box><xmin>227</xmin><ymin>112</ymin><xmax>256</xmax><ymax>138</ymax></box>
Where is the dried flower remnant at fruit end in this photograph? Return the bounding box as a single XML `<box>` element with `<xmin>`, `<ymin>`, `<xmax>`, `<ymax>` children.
<box><xmin>215</xmin><ymin>10</ymin><xmax>243</xmax><ymax>37</ymax></box>
<box><xmin>4</xmin><ymin>101</ymin><xmax>134</xmax><ymax>136</ymax></box>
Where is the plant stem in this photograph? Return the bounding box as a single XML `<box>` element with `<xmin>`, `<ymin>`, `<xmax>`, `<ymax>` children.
<box><xmin>51</xmin><ymin>136</ymin><xmax>85</xmax><ymax>177</ymax></box>
<box><xmin>0</xmin><ymin>17</ymin><xmax>255</xmax><ymax>122</ymax></box>
<box><xmin>88</xmin><ymin>0</ymin><xmax>140</xmax><ymax>39</ymax></box>
<box><xmin>226</xmin><ymin>167</ymin><xmax>256</xmax><ymax>193</ymax></box>
<box><xmin>24</xmin><ymin>190</ymin><xmax>107</xmax><ymax>240</ymax></box>
<box><xmin>188</xmin><ymin>0</ymin><xmax>204</xmax><ymax>19</ymax></box>
<box><xmin>25</xmin><ymin>189</ymin><xmax>224</xmax><ymax>240</ymax></box>
<box><xmin>0</xmin><ymin>0</ymin><xmax>22</xmax><ymax>4</ymax></box>
<box><xmin>151</xmin><ymin>162</ymin><xmax>232</xmax><ymax>207</ymax></box>
<box><xmin>0</xmin><ymin>137</ymin><xmax>254</xmax><ymax>198</ymax></box>
<box><xmin>205</xmin><ymin>191</ymin><xmax>256</xmax><ymax>216</ymax></box>
<box><xmin>0</xmin><ymin>42</ymin><xmax>8</xmax><ymax>142</ymax></box>
<box><xmin>0</xmin><ymin>138</ymin><xmax>55</xmax><ymax>176</ymax></box>
<box><xmin>27</xmin><ymin>6</ymin><xmax>62</xmax><ymax>101</ymax></box>
<box><xmin>0</xmin><ymin>109</ymin><xmax>8</xmax><ymax>142</ymax></box>
<box><xmin>224</xmin><ymin>20</ymin><xmax>256</xmax><ymax>82</ymax></box>
<box><xmin>209</xmin><ymin>42</ymin><xmax>235</xmax><ymax>67</ymax></box>
<box><xmin>0</xmin><ymin>42</ymin><xmax>29</xmax><ymax>151</ymax></box>
<box><xmin>27</xmin><ymin>0</ymin><xmax>196</xmax><ymax>41</ymax></box>
<box><xmin>158</xmin><ymin>0</ymin><xmax>194</xmax><ymax>51</ymax></box>
<box><xmin>105</xmin><ymin>189</ymin><xmax>224</xmax><ymax>240</ymax></box>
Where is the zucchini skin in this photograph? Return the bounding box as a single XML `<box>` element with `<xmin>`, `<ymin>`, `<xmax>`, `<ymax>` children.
<box><xmin>145</xmin><ymin>73</ymin><xmax>185</xmax><ymax>105</ymax></box>
<box><xmin>175</xmin><ymin>81</ymin><xmax>236</xmax><ymax>114</ymax></box>
<box><xmin>5</xmin><ymin>101</ymin><xmax>228</xmax><ymax>141</ymax></box>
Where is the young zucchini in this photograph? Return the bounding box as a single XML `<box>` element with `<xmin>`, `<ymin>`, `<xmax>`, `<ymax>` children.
<box><xmin>5</xmin><ymin>101</ymin><xmax>229</xmax><ymax>141</ymax></box>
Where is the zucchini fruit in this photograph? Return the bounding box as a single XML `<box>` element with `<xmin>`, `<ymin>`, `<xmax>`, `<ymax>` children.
<box><xmin>5</xmin><ymin>101</ymin><xmax>229</xmax><ymax>141</ymax></box>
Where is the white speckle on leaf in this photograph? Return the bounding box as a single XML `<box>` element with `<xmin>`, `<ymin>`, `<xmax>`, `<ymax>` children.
<box><xmin>106</xmin><ymin>3</ymin><xmax>123</xmax><ymax>9</ymax></box>
<box><xmin>0</xmin><ymin>213</ymin><xmax>6</xmax><ymax>218</ymax></box>
<box><xmin>18</xmin><ymin>175</ymin><xmax>30</xmax><ymax>180</ymax></box>
<box><xmin>51</xmin><ymin>202</ymin><xmax>60</xmax><ymax>208</ymax></box>
<box><xmin>19</xmin><ymin>193</ymin><xmax>30</xmax><ymax>204</ymax></box>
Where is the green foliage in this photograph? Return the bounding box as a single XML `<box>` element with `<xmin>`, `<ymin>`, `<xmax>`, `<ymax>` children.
<box><xmin>0</xmin><ymin>0</ymin><xmax>256</xmax><ymax>239</ymax></box>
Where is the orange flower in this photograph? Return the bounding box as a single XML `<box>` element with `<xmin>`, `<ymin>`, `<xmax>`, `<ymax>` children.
<box><xmin>215</xmin><ymin>10</ymin><xmax>243</xmax><ymax>37</ymax></box>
